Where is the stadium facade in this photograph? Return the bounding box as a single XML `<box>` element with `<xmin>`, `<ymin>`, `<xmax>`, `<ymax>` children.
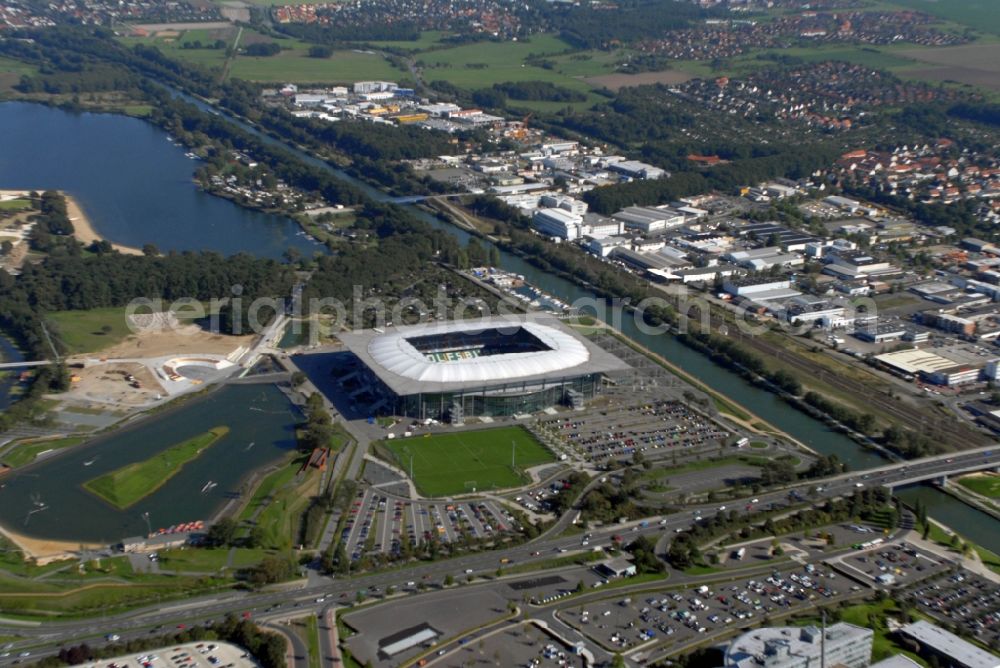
<box><xmin>338</xmin><ymin>315</ymin><xmax>630</xmax><ymax>421</ymax></box>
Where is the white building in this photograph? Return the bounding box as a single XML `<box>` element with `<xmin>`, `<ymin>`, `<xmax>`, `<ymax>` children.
<box><xmin>540</xmin><ymin>194</ymin><xmax>588</xmax><ymax>216</ymax></box>
<box><xmin>581</xmin><ymin>216</ymin><xmax>625</xmax><ymax>240</ymax></box>
<box><xmin>532</xmin><ymin>208</ymin><xmax>582</xmax><ymax>241</ymax></box>
<box><xmin>607</xmin><ymin>160</ymin><xmax>666</xmax><ymax>180</ymax></box>
<box><xmin>612</xmin><ymin>206</ymin><xmax>685</xmax><ymax>234</ymax></box>
<box><xmin>900</xmin><ymin>620</ymin><xmax>1000</xmax><ymax>668</ymax></box>
<box><xmin>725</xmin><ymin>623</ymin><xmax>873</xmax><ymax>668</ymax></box>
<box><xmin>353</xmin><ymin>81</ymin><xmax>397</xmax><ymax>94</ymax></box>
<box><xmin>587</xmin><ymin>236</ymin><xmax>628</xmax><ymax>258</ymax></box>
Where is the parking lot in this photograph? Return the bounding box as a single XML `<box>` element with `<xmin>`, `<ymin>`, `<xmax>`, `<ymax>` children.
<box><xmin>341</xmin><ymin>488</ymin><xmax>527</xmax><ymax>561</ymax></box>
<box><xmin>557</xmin><ymin>561</ymin><xmax>858</xmax><ymax>654</ymax></box>
<box><xmin>343</xmin><ymin>588</ymin><xmax>511</xmax><ymax>668</ymax></box>
<box><xmin>834</xmin><ymin>539</ymin><xmax>951</xmax><ymax>587</ymax></box>
<box><xmin>76</xmin><ymin>642</ymin><xmax>256</xmax><ymax>668</ymax></box>
<box><xmin>430</xmin><ymin>622</ymin><xmax>581</xmax><ymax>668</ymax></box>
<box><xmin>536</xmin><ymin>398</ymin><xmax>730</xmax><ymax>464</ymax></box>
<box><xmin>903</xmin><ymin>570</ymin><xmax>1000</xmax><ymax>649</ymax></box>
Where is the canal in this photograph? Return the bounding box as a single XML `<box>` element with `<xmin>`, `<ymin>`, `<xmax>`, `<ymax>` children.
<box><xmin>1</xmin><ymin>99</ymin><xmax>996</xmax><ymax>550</ymax></box>
<box><xmin>0</xmin><ymin>384</ymin><xmax>300</xmax><ymax>543</ymax></box>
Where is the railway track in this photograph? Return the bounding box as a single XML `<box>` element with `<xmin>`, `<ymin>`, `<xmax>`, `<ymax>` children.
<box><xmin>724</xmin><ymin>323</ymin><xmax>990</xmax><ymax>449</ymax></box>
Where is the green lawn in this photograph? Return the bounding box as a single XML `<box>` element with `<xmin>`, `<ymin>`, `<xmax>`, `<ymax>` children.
<box><xmin>238</xmin><ymin>457</ymin><xmax>302</xmax><ymax>524</ymax></box>
<box><xmin>156</xmin><ymin>547</ymin><xmax>273</xmax><ymax>572</ymax></box>
<box><xmin>639</xmin><ymin>456</ymin><xmax>757</xmax><ymax>483</ymax></box>
<box><xmin>0</xmin><ymin>198</ymin><xmax>31</xmax><ymax>211</ymax></box>
<box><xmin>383</xmin><ymin>426</ymin><xmax>555</xmax><ymax>496</ymax></box>
<box><xmin>47</xmin><ymin>306</ymin><xmax>134</xmax><ymax>354</ymax></box>
<box><xmin>252</xmin><ymin>467</ymin><xmax>319</xmax><ymax>550</ymax></box>
<box><xmin>0</xmin><ymin>436</ymin><xmax>86</xmax><ymax>469</ymax></box>
<box><xmin>83</xmin><ymin>426</ymin><xmax>229</xmax><ymax>509</ymax></box>
<box><xmin>957</xmin><ymin>474</ymin><xmax>1000</xmax><ymax>498</ymax></box>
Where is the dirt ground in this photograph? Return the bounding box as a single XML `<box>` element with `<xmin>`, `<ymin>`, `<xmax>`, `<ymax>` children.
<box><xmin>584</xmin><ymin>69</ymin><xmax>694</xmax><ymax>90</ymax></box>
<box><xmin>93</xmin><ymin>325</ymin><xmax>255</xmax><ymax>360</ymax></box>
<box><xmin>897</xmin><ymin>43</ymin><xmax>1000</xmax><ymax>91</ymax></box>
<box><xmin>66</xmin><ymin>361</ymin><xmax>165</xmax><ymax>406</ymax></box>
<box><xmin>0</xmin><ymin>524</ymin><xmax>103</xmax><ymax>564</ymax></box>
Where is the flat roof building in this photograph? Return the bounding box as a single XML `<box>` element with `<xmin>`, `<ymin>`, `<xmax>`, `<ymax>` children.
<box><xmin>612</xmin><ymin>206</ymin><xmax>684</xmax><ymax>234</ymax></box>
<box><xmin>725</xmin><ymin>623</ymin><xmax>873</xmax><ymax>668</ymax></box>
<box><xmin>532</xmin><ymin>208</ymin><xmax>583</xmax><ymax>241</ymax></box>
<box><xmin>900</xmin><ymin>620</ymin><xmax>1000</xmax><ymax>668</ymax></box>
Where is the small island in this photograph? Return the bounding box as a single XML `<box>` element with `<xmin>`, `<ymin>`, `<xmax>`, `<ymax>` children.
<box><xmin>83</xmin><ymin>426</ymin><xmax>230</xmax><ymax>510</ymax></box>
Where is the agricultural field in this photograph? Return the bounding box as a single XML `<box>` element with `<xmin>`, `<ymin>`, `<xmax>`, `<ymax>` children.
<box><xmin>83</xmin><ymin>426</ymin><xmax>229</xmax><ymax>509</ymax></box>
<box><xmin>885</xmin><ymin>0</ymin><xmax>1000</xmax><ymax>36</ymax></box>
<box><xmin>894</xmin><ymin>42</ymin><xmax>1000</xmax><ymax>92</ymax></box>
<box><xmin>120</xmin><ymin>27</ymin><xmax>405</xmax><ymax>83</ymax></box>
<box><xmin>383</xmin><ymin>426</ymin><xmax>555</xmax><ymax>497</ymax></box>
<box><xmin>230</xmin><ymin>48</ymin><xmax>404</xmax><ymax>84</ymax></box>
<box><xmin>414</xmin><ymin>34</ymin><xmax>614</xmax><ymax>110</ymax></box>
<box><xmin>47</xmin><ymin>306</ymin><xmax>134</xmax><ymax>354</ymax></box>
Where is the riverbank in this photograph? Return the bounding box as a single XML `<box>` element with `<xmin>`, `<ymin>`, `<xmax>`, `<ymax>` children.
<box><xmin>0</xmin><ymin>523</ymin><xmax>103</xmax><ymax>565</ymax></box>
<box><xmin>64</xmin><ymin>193</ymin><xmax>143</xmax><ymax>256</ymax></box>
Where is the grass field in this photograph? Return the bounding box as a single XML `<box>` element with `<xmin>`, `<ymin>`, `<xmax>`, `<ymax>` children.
<box><xmin>83</xmin><ymin>426</ymin><xmax>229</xmax><ymax>509</ymax></box>
<box><xmin>384</xmin><ymin>426</ymin><xmax>555</xmax><ymax>496</ymax></box>
<box><xmin>47</xmin><ymin>306</ymin><xmax>134</xmax><ymax>355</ymax></box>
<box><xmin>0</xmin><ymin>198</ymin><xmax>31</xmax><ymax>211</ymax></box>
<box><xmin>231</xmin><ymin>48</ymin><xmax>405</xmax><ymax>84</ymax></box>
<box><xmin>957</xmin><ymin>474</ymin><xmax>1000</xmax><ymax>498</ymax></box>
<box><xmin>0</xmin><ymin>436</ymin><xmax>86</xmax><ymax>469</ymax></box>
<box><xmin>884</xmin><ymin>0</ymin><xmax>1000</xmax><ymax>35</ymax></box>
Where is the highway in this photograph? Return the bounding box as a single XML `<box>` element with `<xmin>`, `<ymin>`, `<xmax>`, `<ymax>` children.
<box><xmin>0</xmin><ymin>445</ymin><xmax>996</xmax><ymax>662</ymax></box>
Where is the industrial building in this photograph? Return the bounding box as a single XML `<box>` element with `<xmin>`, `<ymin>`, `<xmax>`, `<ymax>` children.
<box><xmin>899</xmin><ymin>621</ymin><xmax>1000</xmax><ymax>668</ymax></box>
<box><xmin>337</xmin><ymin>315</ymin><xmax>630</xmax><ymax>421</ymax></box>
<box><xmin>612</xmin><ymin>206</ymin><xmax>685</xmax><ymax>234</ymax></box>
<box><xmin>532</xmin><ymin>208</ymin><xmax>583</xmax><ymax>241</ymax></box>
<box><xmin>725</xmin><ymin>623</ymin><xmax>873</xmax><ymax>668</ymax></box>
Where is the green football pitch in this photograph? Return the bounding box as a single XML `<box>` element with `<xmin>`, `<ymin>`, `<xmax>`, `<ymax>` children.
<box><xmin>384</xmin><ymin>426</ymin><xmax>555</xmax><ymax>497</ymax></box>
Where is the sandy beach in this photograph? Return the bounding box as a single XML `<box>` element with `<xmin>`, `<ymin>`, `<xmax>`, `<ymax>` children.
<box><xmin>64</xmin><ymin>193</ymin><xmax>144</xmax><ymax>256</ymax></box>
<box><xmin>1</xmin><ymin>189</ymin><xmax>144</xmax><ymax>256</ymax></box>
<box><xmin>0</xmin><ymin>522</ymin><xmax>104</xmax><ymax>565</ymax></box>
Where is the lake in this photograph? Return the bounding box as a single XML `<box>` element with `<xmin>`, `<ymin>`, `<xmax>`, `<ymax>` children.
<box><xmin>0</xmin><ymin>102</ymin><xmax>320</xmax><ymax>259</ymax></box>
<box><xmin>0</xmin><ymin>384</ymin><xmax>300</xmax><ymax>543</ymax></box>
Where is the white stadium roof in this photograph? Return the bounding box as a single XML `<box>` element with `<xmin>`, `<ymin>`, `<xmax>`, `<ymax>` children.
<box><xmin>367</xmin><ymin>320</ymin><xmax>589</xmax><ymax>385</ymax></box>
<box><xmin>338</xmin><ymin>315</ymin><xmax>630</xmax><ymax>395</ymax></box>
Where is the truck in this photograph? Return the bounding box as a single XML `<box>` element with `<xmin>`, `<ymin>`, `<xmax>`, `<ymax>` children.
<box><xmin>732</xmin><ymin>547</ymin><xmax>746</xmax><ymax>561</ymax></box>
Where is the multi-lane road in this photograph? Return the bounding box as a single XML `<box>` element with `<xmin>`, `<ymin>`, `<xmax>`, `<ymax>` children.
<box><xmin>0</xmin><ymin>445</ymin><xmax>997</xmax><ymax>663</ymax></box>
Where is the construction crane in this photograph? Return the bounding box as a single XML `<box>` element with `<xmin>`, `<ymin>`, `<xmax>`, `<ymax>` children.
<box><xmin>511</xmin><ymin>113</ymin><xmax>533</xmax><ymax>140</ymax></box>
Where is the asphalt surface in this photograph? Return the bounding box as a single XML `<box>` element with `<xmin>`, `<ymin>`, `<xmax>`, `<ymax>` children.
<box><xmin>0</xmin><ymin>445</ymin><xmax>996</xmax><ymax>664</ymax></box>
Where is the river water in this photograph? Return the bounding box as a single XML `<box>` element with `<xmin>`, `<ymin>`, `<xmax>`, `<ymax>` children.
<box><xmin>0</xmin><ymin>384</ymin><xmax>300</xmax><ymax>543</ymax></box>
<box><xmin>0</xmin><ymin>102</ymin><xmax>320</xmax><ymax>259</ymax></box>
<box><xmin>1</xmin><ymin>99</ymin><xmax>997</xmax><ymax>552</ymax></box>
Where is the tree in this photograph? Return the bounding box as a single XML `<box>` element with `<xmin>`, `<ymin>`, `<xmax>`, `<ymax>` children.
<box><xmin>245</xmin><ymin>556</ymin><xmax>292</xmax><ymax>586</ymax></box>
<box><xmin>444</xmin><ymin>574</ymin><xmax>454</xmax><ymax>586</ymax></box>
<box><xmin>291</xmin><ymin>371</ymin><xmax>307</xmax><ymax>387</ymax></box>
<box><xmin>142</xmin><ymin>243</ymin><xmax>159</xmax><ymax>256</ymax></box>
<box><xmin>207</xmin><ymin>517</ymin><xmax>238</xmax><ymax>547</ymax></box>
<box><xmin>246</xmin><ymin>526</ymin><xmax>266</xmax><ymax>549</ymax></box>
<box><xmin>308</xmin><ymin>45</ymin><xmax>334</xmax><ymax>58</ymax></box>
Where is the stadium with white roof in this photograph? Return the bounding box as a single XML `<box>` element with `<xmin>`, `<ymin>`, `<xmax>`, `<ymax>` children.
<box><xmin>338</xmin><ymin>315</ymin><xmax>630</xmax><ymax>421</ymax></box>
